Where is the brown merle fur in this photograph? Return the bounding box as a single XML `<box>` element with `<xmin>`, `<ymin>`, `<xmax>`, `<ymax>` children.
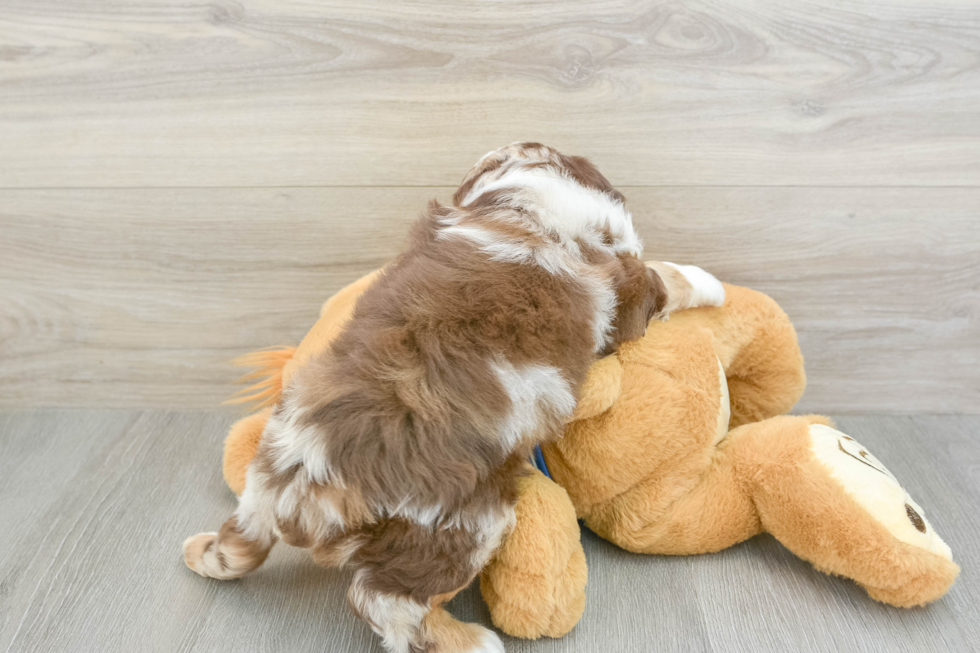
<box><xmin>187</xmin><ymin>143</ymin><xmax>670</xmax><ymax>653</ymax></box>
<box><xmin>453</xmin><ymin>141</ymin><xmax>625</xmax><ymax>207</ymax></box>
<box><xmin>278</xmin><ymin>206</ymin><xmax>602</xmax><ymax>515</ymax></box>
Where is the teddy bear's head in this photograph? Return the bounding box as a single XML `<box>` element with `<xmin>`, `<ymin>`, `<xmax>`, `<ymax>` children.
<box><xmin>808</xmin><ymin>424</ymin><xmax>952</xmax><ymax>560</ymax></box>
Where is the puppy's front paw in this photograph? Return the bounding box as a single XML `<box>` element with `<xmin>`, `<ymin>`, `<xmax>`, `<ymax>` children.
<box><xmin>183</xmin><ymin>532</ymin><xmax>217</xmax><ymax>576</ymax></box>
<box><xmin>664</xmin><ymin>263</ymin><xmax>726</xmax><ymax>308</ymax></box>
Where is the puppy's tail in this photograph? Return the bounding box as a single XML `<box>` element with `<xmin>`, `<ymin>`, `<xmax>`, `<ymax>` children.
<box><xmin>225</xmin><ymin>346</ymin><xmax>297</xmax><ymax>411</ymax></box>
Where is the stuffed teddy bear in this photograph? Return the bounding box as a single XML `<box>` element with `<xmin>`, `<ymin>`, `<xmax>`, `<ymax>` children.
<box><xmin>221</xmin><ymin>267</ymin><xmax>959</xmax><ymax>640</ymax></box>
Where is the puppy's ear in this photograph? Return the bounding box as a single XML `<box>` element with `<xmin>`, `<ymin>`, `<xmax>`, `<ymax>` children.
<box><xmin>609</xmin><ymin>255</ymin><xmax>668</xmax><ymax>349</ymax></box>
<box><xmin>453</xmin><ymin>149</ymin><xmax>509</xmax><ymax>206</ymax></box>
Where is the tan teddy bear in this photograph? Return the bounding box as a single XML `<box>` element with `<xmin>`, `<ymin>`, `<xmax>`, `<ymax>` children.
<box><xmin>222</xmin><ymin>268</ymin><xmax>959</xmax><ymax>640</ymax></box>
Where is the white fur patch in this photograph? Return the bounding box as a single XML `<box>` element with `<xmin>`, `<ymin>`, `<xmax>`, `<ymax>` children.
<box><xmin>384</xmin><ymin>500</ymin><xmax>515</xmax><ymax>558</ymax></box>
<box><xmin>349</xmin><ymin>567</ymin><xmax>504</xmax><ymax>653</ymax></box>
<box><xmin>348</xmin><ymin>569</ymin><xmax>430</xmax><ymax>653</ymax></box>
<box><xmin>182</xmin><ymin>532</ymin><xmax>221</xmax><ymax>577</ymax></box>
<box><xmin>264</xmin><ymin>393</ymin><xmax>341</xmax><ymax>487</ymax></box>
<box><xmin>274</xmin><ymin>479</ymin><xmax>301</xmax><ymax>518</ymax></box>
<box><xmin>437</xmin><ymin>223</ymin><xmax>540</xmax><ymax>264</ymax></box>
<box><xmin>469</xmin><ymin>506</ymin><xmax>517</xmax><ymax>570</ymax></box>
<box><xmin>492</xmin><ymin>358</ymin><xmax>576</xmax><ymax>451</ymax></box>
<box><xmin>663</xmin><ymin>262</ymin><xmax>726</xmax><ymax>308</ymax></box>
<box><xmin>437</xmin><ymin>220</ymin><xmax>586</xmax><ymax>277</ymax></box>
<box><xmin>234</xmin><ymin>399</ymin><xmax>349</xmax><ymax>546</ymax></box>
<box><xmin>579</xmin><ymin>271</ymin><xmax>617</xmax><ymax>352</ymax></box>
<box><xmin>463</xmin><ymin>167</ymin><xmax>643</xmax><ymax>259</ymax></box>
<box><xmin>470</xmin><ymin>626</ymin><xmax>506</xmax><ymax>653</ymax></box>
<box><xmin>234</xmin><ymin>469</ymin><xmax>278</xmax><ymax>547</ymax></box>
<box><xmin>389</xmin><ymin>502</ymin><xmax>446</xmax><ymax>529</ymax></box>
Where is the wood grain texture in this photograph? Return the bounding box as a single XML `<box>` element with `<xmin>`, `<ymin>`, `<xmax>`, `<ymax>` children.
<box><xmin>0</xmin><ymin>410</ymin><xmax>976</xmax><ymax>652</ymax></box>
<box><xmin>2</xmin><ymin>187</ymin><xmax>977</xmax><ymax>412</ymax></box>
<box><xmin>1</xmin><ymin>0</ymin><xmax>979</xmax><ymax>187</ymax></box>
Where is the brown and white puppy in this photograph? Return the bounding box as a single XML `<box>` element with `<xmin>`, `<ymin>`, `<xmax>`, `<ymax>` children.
<box><xmin>183</xmin><ymin>143</ymin><xmax>724</xmax><ymax>653</ymax></box>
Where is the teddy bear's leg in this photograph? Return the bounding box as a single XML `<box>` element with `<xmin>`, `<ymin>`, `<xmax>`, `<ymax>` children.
<box><xmin>615</xmin><ymin>414</ymin><xmax>833</xmax><ymax>555</ymax></box>
<box><xmin>711</xmin><ymin>285</ymin><xmax>807</xmax><ymax>428</ymax></box>
<box><xmin>659</xmin><ymin>283</ymin><xmax>805</xmax><ymax>428</ymax></box>
<box><xmin>583</xmin><ymin>424</ymin><xmax>764</xmax><ymax>555</ymax></box>
<box><xmin>592</xmin><ymin>414</ymin><xmax>958</xmax><ymax>606</ymax></box>
<box><xmin>727</xmin><ymin>415</ymin><xmax>959</xmax><ymax>607</ymax></box>
<box><xmin>480</xmin><ymin>466</ymin><xmax>587</xmax><ymax>639</ymax></box>
<box><xmin>223</xmin><ymin>407</ymin><xmax>273</xmax><ymax>496</ymax></box>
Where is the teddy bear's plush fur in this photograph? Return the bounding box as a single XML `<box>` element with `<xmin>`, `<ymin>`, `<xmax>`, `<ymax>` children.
<box><xmin>222</xmin><ymin>269</ymin><xmax>958</xmax><ymax>640</ymax></box>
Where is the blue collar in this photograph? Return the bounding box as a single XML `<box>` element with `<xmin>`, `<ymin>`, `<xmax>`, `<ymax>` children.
<box><xmin>530</xmin><ymin>444</ymin><xmax>552</xmax><ymax>479</ymax></box>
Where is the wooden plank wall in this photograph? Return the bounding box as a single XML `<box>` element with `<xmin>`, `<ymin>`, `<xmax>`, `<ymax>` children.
<box><xmin>1</xmin><ymin>0</ymin><xmax>978</xmax><ymax>412</ymax></box>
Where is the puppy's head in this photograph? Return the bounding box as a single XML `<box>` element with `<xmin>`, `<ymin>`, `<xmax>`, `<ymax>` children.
<box><xmin>453</xmin><ymin>142</ymin><xmax>624</xmax><ymax>208</ymax></box>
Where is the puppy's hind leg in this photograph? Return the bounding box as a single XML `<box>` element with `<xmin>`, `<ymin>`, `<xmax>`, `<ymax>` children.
<box><xmin>347</xmin><ymin>570</ymin><xmax>504</xmax><ymax>653</ymax></box>
<box><xmin>183</xmin><ymin>513</ymin><xmax>275</xmax><ymax>580</ymax></box>
<box><xmin>344</xmin><ymin>506</ymin><xmax>514</xmax><ymax>653</ymax></box>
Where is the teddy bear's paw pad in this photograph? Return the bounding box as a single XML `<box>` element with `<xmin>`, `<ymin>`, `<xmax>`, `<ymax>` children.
<box><xmin>664</xmin><ymin>262</ymin><xmax>726</xmax><ymax>308</ymax></box>
<box><xmin>480</xmin><ymin>545</ymin><xmax>586</xmax><ymax>639</ymax></box>
<box><xmin>808</xmin><ymin>424</ymin><xmax>952</xmax><ymax>560</ymax></box>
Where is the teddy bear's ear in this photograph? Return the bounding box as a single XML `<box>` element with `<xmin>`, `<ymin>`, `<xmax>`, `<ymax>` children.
<box><xmin>569</xmin><ymin>354</ymin><xmax>624</xmax><ymax>422</ymax></box>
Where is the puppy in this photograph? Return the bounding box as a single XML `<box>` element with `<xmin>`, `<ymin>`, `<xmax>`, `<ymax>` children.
<box><xmin>183</xmin><ymin>143</ymin><xmax>724</xmax><ymax>653</ymax></box>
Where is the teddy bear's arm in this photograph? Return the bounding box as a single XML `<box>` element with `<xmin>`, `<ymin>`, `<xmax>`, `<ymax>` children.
<box><xmin>480</xmin><ymin>465</ymin><xmax>587</xmax><ymax>639</ymax></box>
<box><xmin>223</xmin><ymin>407</ymin><xmax>273</xmax><ymax>496</ymax></box>
<box><xmin>569</xmin><ymin>355</ymin><xmax>623</xmax><ymax>422</ymax></box>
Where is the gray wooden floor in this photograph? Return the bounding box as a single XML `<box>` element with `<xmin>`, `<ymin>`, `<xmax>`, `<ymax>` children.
<box><xmin>1</xmin><ymin>410</ymin><xmax>976</xmax><ymax>652</ymax></box>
